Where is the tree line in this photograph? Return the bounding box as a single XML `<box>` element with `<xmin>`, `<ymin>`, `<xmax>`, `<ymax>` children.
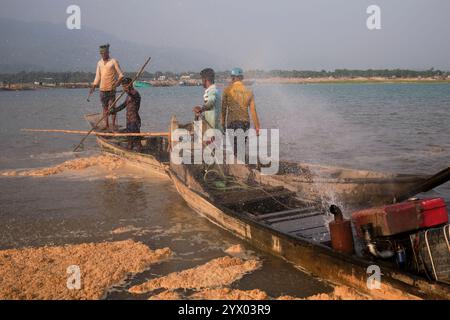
<box><xmin>0</xmin><ymin>69</ymin><xmax>447</xmax><ymax>83</ymax></box>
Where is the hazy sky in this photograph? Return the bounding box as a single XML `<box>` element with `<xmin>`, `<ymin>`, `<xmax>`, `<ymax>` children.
<box><xmin>2</xmin><ymin>0</ymin><xmax>450</xmax><ymax>70</ymax></box>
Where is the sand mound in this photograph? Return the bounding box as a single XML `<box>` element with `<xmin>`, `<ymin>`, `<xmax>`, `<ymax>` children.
<box><xmin>111</xmin><ymin>225</ymin><xmax>142</xmax><ymax>235</ymax></box>
<box><xmin>129</xmin><ymin>256</ymin><xmax>262</xmax><ymax>294</ymax></box>
<box><xmin>148</xmin><ymin>290</ymin><xmax>184</xmax><ymax>300</ymax></box>
<box><xmin>276</xmin><ymin>295</ymin><xmax>301</xmax><ymax>300</ymax></box>
<box><xmin>305</xmin><ymin>286</ymin><xmax>368</xmax><ymax>300</ymax></box>
<box><xmin>224</xmin><ymin>244</ymin><xmax>257</xmax><ymax>260</ymax></box>
<box><xmin>224</xmin><ymin>244</ymin><xmax>245</xmax><ymax>255</ymax></box>
<box><xmin>0</xmin><ymin>240</ymin><xmax>172</xmax><ymax>300</ymax></box>
<box><xmin>1</xmin><ymin>155</ymin><xmax>124</xmax><ymax>177</ymax></box>
<box><xmin>191</xmin><ymin>288</ymin><xmax>268</xmax><ymax>300</ymax></box>
<box><xmin>111</xmin><ymin>225</ymin><xmax>153</xmax><ymax>237</ymax></box>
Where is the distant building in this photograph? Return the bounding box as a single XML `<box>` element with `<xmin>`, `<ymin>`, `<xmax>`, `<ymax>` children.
<box><xmin>40</xmin><ymin>77</ymin><xmax>57</xmax><ymax>87</ymax></box>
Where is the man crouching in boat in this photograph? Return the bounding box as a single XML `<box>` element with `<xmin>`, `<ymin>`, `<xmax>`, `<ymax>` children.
<box><xmin>109</xmin><ymin>77</ymin><xmax>142</xmax><ymax>152</ymax></box>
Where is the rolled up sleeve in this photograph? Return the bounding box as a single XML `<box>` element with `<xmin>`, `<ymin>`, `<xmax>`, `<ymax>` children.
<box><xmin>114</xmin><ymin>59</ymin><xmax>124</xmax><ymax>80</ymax></box>
<box><xmin>93</xmin><ymin>63</ymin><xmax>101</xmax><ymax>86</ymax></box>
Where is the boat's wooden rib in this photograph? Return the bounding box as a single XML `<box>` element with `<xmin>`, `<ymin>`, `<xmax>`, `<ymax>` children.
<box><xmin>264</xmin><ymin>211</ymin><xmax>323</xmax><ymax>225</ymax></box>
<box><xmin>255</xmin><ymin>207</ymin><xmax>315</xmax><ymax>220</ymax></box>
<box><xmin>288</xmin><ymin>225</ymin><xmax>328</xmax><ymax>234</ymax></box>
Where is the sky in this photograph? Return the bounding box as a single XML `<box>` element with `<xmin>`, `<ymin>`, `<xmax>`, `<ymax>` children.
<box><xmin>2</xmin><ymin>0</ymin><xmax>450</xmax><ymax>70</ymax></box>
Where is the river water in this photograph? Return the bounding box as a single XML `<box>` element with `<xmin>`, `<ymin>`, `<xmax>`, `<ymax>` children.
<box><xmin>0</xmin><ymin>83</ymin><xmax>449</xmax><ymax>299</ymax></box>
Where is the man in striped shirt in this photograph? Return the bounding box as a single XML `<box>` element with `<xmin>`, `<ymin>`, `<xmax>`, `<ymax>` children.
<box><xmin>89</xmin><ymin>44</ymin><xmax>124</xmax><ymax>131</ymax></box>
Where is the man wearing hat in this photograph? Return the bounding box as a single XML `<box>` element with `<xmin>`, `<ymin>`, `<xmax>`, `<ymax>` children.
<box><xmin>90</xmin><ymin>44</ymin><xmax>124</xmax><ymax>131</ymax></box>
<box><xmin>221</xmin><ymin>68</ymin><xmax>261</xmax><ymax>156</ymax></box>
<box><xmin>221</xmin><ymin>68</ymin><xmax>260</xmax><ymax>136</ymax></box>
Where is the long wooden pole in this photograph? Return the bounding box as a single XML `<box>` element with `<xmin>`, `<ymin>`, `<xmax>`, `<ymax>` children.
<box><xmin>22</xmin><ymin>129</ymin><xmax>168</xmax><ymax>137</ymax></box>
<box><xmin>73</xmin><ymin>56</ymin><xmax>152</xmax><ymax>152</ymax></box>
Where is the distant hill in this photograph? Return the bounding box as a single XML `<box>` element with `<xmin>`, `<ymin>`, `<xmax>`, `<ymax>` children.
<box><xmin>0</xmin><ymin>18</ymin><xmax>232</xmax><ymax>73</ymax></box>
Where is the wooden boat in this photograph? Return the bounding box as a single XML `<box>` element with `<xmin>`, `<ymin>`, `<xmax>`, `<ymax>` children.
<box><xmin>84</xmin><ymin>113</ymin><xmax>169</xmax><ymax>176</ymax></box>
<box><xmin>168</xmin><ymin>118</ymin><xmax>450</xmax><ymax>299</ymax></box>
<box><xmin>85</xmin><ymin>113</ymin><xmax>450</xmax><ymax>298</ymax></box>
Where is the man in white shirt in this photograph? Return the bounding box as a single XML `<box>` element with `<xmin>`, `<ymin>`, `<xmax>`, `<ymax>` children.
<box><xmin>192</xmin><ymin>68</ymin><xmax>222</xmax><ymax>132</ymax></box>
<box><xmin>90</xmin><ymin>44</ymin><xmax>124</xmax><ymax>131</ymax></box>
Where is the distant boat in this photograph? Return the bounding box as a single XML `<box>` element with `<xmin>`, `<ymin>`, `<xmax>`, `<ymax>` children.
<box><xmin>179</xmin><ymin>80</ymin><xmax>201</xmax><ymax>87</ymax></box>
<box><xmin>133</xmin><ymin>81</ymin><xmax>152</xmax><ymax>88</ymax></box>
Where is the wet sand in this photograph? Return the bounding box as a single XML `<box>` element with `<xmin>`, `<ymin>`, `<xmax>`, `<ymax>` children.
<box><xmin>0</xmin><ymin>154</ymin><xmax>125</xmax><ymax>177</ymax></box>
<box><xmin>0</xmin><ymin>154</ymin><xmax>335</xmax><ymax>300</ymax></box>
<box><xmin>146</xmin><ymin>285</ymin><xmax>370</xmax><ymax>300</ymax></box>
<box><xmin>0</xmin><ymin>240</ymin><xmax>171</xmax><ymax>300</ymax></box>
<box><xmin>129</xmin><ymin>256</ymin><xmax>262</xmax><ymax>294</ymax></box>
<box><xmin>130</xmin><ymin>244</ymin><xmax>369</xmax><ymax>300</ymax></box>
<box><xmin>0</xmin><ymin>154</ymin><xmax>426</xmax><ymax>300</ymax></box>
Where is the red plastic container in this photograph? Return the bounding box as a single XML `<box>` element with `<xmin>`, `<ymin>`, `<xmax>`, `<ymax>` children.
<box><xmin>352</xmin><ymin>198</ymin><xmax>448</xmax><ymax>237</ymax></box>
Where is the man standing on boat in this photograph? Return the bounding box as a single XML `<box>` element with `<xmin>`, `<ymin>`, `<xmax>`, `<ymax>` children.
<box><xmin>89</xmin><ymin>44</ymin><xmax>124</xmax><ymax>131</ymax></box>
<box><xmin>108</xmin><ymin>78</ymin><xmax>142</xmax><ymax>152</ymax></box>
<box><xmin>222</xmin><ymin>68</ymin><xmax>260</xmax><ymax>135</ymax></box>
<box><xmin>222</xmin><ymin>68</ymin><xmax>261</xmax><ymax>156</ymax></box>
<box><xmin>193</xmin><ymin>68</ymin><xmax>222</xmax><ymax>132</ymax></box>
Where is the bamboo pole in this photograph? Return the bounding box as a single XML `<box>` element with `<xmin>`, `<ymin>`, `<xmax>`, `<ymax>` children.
<box><xmin>22</xmin><ymin>129</ymin><xmax>168</xmax><ymax>137</ymax></box>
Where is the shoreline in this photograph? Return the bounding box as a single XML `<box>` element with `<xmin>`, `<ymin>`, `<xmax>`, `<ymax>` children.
<box><xmin>254</xmin><ymin>76</ymin><xmax>450</xmax><ymax>85</ymax></box>
<box><xmin>2</xmin><ymin>77</ymin><xmax>450</xmax><ymax>91</ymax></box>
